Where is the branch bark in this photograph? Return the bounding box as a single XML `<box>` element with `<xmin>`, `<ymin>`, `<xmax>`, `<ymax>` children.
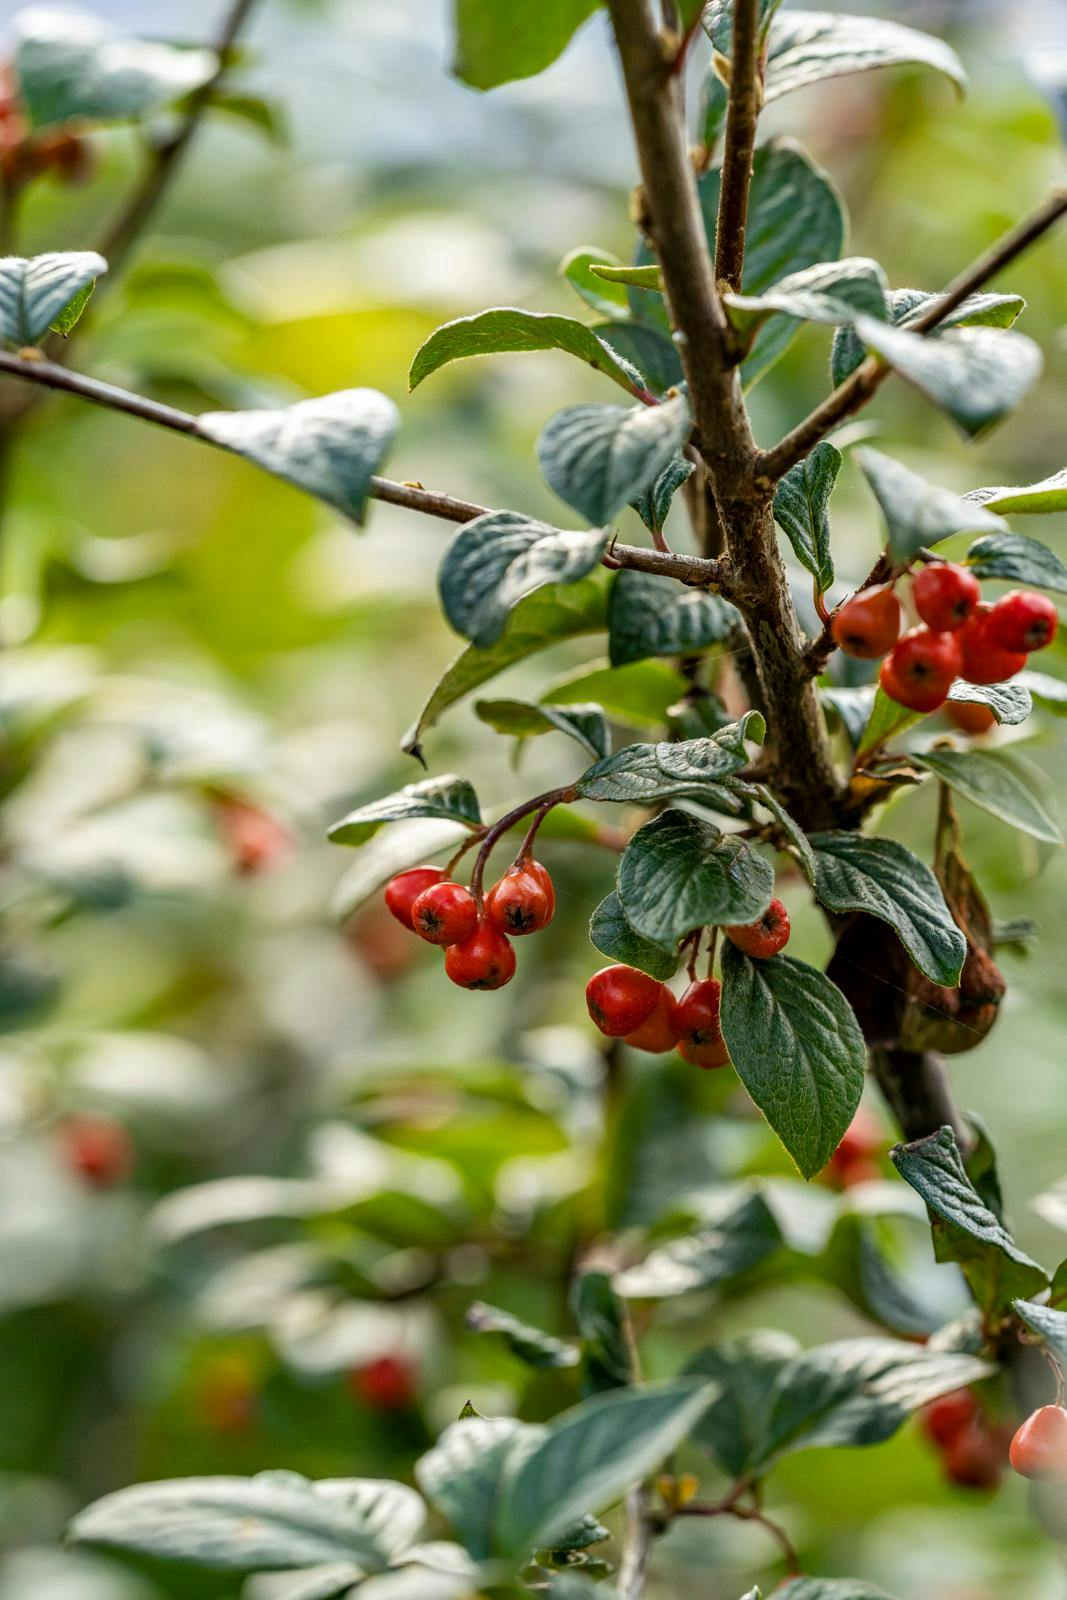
<box><xmin>714</xmin><ymin>0</ymin><xmax>762</xmax><ymax>293</ymax></box>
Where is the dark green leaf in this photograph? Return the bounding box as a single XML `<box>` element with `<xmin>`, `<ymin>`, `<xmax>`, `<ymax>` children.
<box><xmin>819</xmin><ymin>1211</ymin><xmax>951</xmax><ymax>1339</ymax></box>
<box><xmin>855</xmin><ymin>448</ymin><xmax>1007</xmax><ymax>562</ymax></box>
<box><xmin>965</xmin><ymin>531</ymin><xmax>1067</xmax><ymax>593</ymax></box>
<box><xmin>452</xmin><ymin>0</ymin><xmax>600</xmax><ymax>89</ymax></box>
<box><xmin>614</xmin><ymin>1189</ymin><xmax>782</xmax><ymax>1300</ymax></box>
<box><xmin>820</xmin><ymin>685</ymin><xmax>876</xmax><ymax>750</ymax></box>
<box><xmin>720</xmin><ymin>944</ymin><xmax>866</xmax><ymax>1179</ymax></box>
<box><xmin>590</xmin><ymin>321</ymin><xmax>683</xmax><ymax>393</ymax></box>
<box><xmin>1019</xmin><ymin>668</ymin><xmax>1067</xmax><ymax>714</ymax></box>
<box><xmin>588</xmin><ymin>891</ymin><xmax>677</xmax><ymax>981</ymax></box>
<box><xmin>575</xmin><ymin>714</ymin><xmax>764</xmax><ymax>803</ymax></box>
<box><xmin>617</xmin><ymin>809</ymin><xmax>774</xmax><ymax>948</ymax></box>
<box><xmin>14</xmin><ymin>10</ymin><xmax>216</xmax><ymax>129</ymax></box>
<box><xmin>438</xmin><ymin>511</ymin><xmax>609</xmax><ymax>647</ymax></box>
<box><xmin>538</xmin><ymin>395</ymin><xmax>692</xmax><ymax>525</ymax></box>
<box><xmin>198</xmin><ymin>389</ymin><xmax>398</xmax><ymax>525</ymax></box>
<box><xmin>629</xmin><ymin>457</ymin><xmax>694</xmax><ymax>535</ymax></box>
<box><xmin>608</xmin><ymin>568</ymin><xmax>737</xmax><ymax>667</ymax></box>
<box><xmin>773</xmin><ymin>441</ymin><xmax>841</xmax><ymax>592</ymax></box>
<box><xmin>0</xmin><ymin>252</ymin><xmax>107</xmax><ymax>346</ymax></box>
<box><xmin>777</xmin><ymin>1582</ymin><xmax>895</xmax><ymax>1600</ymax></box>
<box><xmin>892</xmin><ymin>1127</ymin><xmax>1048</xmax><ymax>1318</ymax></box>
<box><xmin>810</xmin><ymin>832</ymin><xmax>966</xmax><ymax>986</ymax></box>
<box><xmin>855</xmin><ymin>685</ymin><xmax>919</xmax><ymax>756</ymax></box>
<box><xmin>69</xmin><ymin>1473</ymin><xmax>424</xmax><ymax>1573</ymax></box>
<box><xmin>474</xmin><ymin>698</ymin><xmax>609</xmax><ymax>759</ymax></box>
<box><xmin>702</xmin><ymin>1</ymin><xmax>784</xmax><ymax>56</ymax></box>
<box><xmin>751</xmin><ymin>784</ymin><xmax>818</xmax><ymax>884</ymax></box>
<box><xmin>725</xmin><ymin>258</ymin><xmax>888</xmax><ymax>337</ymax></box>
<box><xmin>545</xmin><ymin>658</ymin><xmax>689</xmax><ymax>727</ymax></box>
<box><xmin>416</xmin><ymin>1416</ymin><xmax>532</xmax><ymax>1561</ymax></box>
<box><xmin>571</xmin><ymin>1272</ymin><xmax>634</xmax><ymax>1393</ymax></box>
<box><xmin>914</xmin><ymin>749</ymin><xmax>1062</xmax><ymax>845</ymax></box>
<box><xmin>1014</xmin><ymin>1299</ymin><xmax>1067</xmax><ymax>1370</ymax></box>
<box><xmin>328</xmin><ymin>775</ymin><xmax>481</xmax><ymax>847</ymax></box>
<box><xmin>560</xmin><ymin>247</ymin><xmax>632</xmax><ymax>319</ymax></box>
<box><xmin>967</xmin><ymin>470</ymin><xmax>1067</xmax><ymax>515</ymax></box>
<box><xmin>409</xmin><ymin>309</ymin><xmax>644</xmax><ymax>396</ymax></box>
<box><xmin>831</xmin><ymin>288</ymin><xmax>1025</xmax><ymax>388</ymax></box>
<box><xmin>465</xmin><ymin>1303</ymin><xmax>579</xmax><ymax>1370</ymax></box>
<box><xmin>854</xmin><ymin>317</ymin><xmax>1042</xmax><ymax>438</ymax></box>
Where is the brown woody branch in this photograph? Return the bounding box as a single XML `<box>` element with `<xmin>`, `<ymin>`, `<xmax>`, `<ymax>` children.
<box><xmin>714</xmin><ymin>0</ymin><xmax>763</xmax><ymax>295</ymax></box>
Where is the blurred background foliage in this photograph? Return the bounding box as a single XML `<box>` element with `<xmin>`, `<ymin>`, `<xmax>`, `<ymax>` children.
<box><xmin>3</xmin><ymin>1</ymin><xmax>1067</xmax><ymax>1596</ymax></box>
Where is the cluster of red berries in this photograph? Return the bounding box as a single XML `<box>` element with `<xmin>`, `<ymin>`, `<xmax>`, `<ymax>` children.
<box><xmin>920</xmin><ymin>1389</ymin><xmax>1013</xmax><ymax>1490</ymax></box>
<box><xmin>831</xmin><ymin>559</ymin><xmax>1057</xmax><ymax>715</ymax></box>
<box><xmin>383</xmin><ymin>857</ymin><xmax>555</xmax><ymax>989</ymax></box>
<box><xmin>584</xmin><ymin>898</ymin><xmax>791</xmax><ymax>1068</ymax></box>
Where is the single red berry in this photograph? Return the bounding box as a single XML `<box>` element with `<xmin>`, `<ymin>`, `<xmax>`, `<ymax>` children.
<box><xmin>59</xmin><ymin>1115</ymin><xmax>133</xmax><ymax>1189</ymax></box>
<box><xmin>958</xmin><ymin>605</ymin><xmax>1027</xmax><ymax>686</ymax></box>
<box><xmin>880</xmin><ymin>627</ymin><xmax>962</xmax><ymax>713</ymax></box>
<box><xmin>444</xmin><ymin>918</ymin><xmax>516</xmax><ymax>990</ymax></box>
<box><xmin>524</xmin><ymin>859</ymin><xmax>556</xmax><ymax>918</ymax></box>
<box><xmin>912</xmin><ymin>562</ymin><xmax>981</xmax><ymax>632</ymax></box>
<box><xmin>410</xmin><ymin>880</ymin><xmax>478</xmax><ymax>945</ymax></box>
<box><xmin>1010</xmin><ymin>1405</ymin><xmax>1067</xmax><ymax>1482</ymax></box>
<box><xmin>945</xmin><ymin>700</ymin><xmax>997</xmax><ymax>736</ymax></box>
<box><xmin>348</xmin><ymin>1354</ymin><xmax>418</xmax><ymax>1413</ymax></box>
<box><xmin>624</xmin><ymin>986</ymin><xmax>681</xmax><ymax>1053</ymax></box>
<box><xmin>943</xmin><ymin>1421</ymin><xmax>1004</xmax><ymax>1490</ymax></box>
<box><xmin>384</xmin><ymin>866</ymin><xmax>446</xmax><ymax>930</ymax></box>
<box><xmin>827</xmin><ymin>1106</ymin><xmax>884</xmax><ymax>1188</ymax></box>
<box><xmin>586</xmin><ymin>966</ymin><xmax>662</xmax><ymax>1037</ymax></box>
<box><xmin>726</xmin><ymin>897</ymin><xmax>791</xmax><ymax>960</ymax></box>
<box><xmin>921</xmin><ymin>1389</ymin><xmax>979</xmax><ymax>1450</ymax></box>
<box><xmin>679</xmin><ymin>1035</ymin><xmax>731</xmax><ymax>1070</ymax></box>
<box><xmin>988</xmin><ymin>589</ymin><xmax>1058</xmax><ymax>654</ymax></box>
<box><xmin>215</xmin><ymin>796</ymin><xmax>293</xmax><ymax>875</ymax></box>
<box><xmin>675</xmin><ymin>979</ymin><xmax>722</xmax><ymax>1046</ymax></box>
<box><xmin>485</xmin><ymin>866</ymin><xmax>553</xmax><ymax>935</ymax></box>
<box><xmin>831</xmin><ymin>585</ymin><xmax>902</xmax><ymax>659</ymax></box>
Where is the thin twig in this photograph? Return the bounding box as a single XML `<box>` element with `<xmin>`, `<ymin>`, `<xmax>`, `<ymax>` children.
<box><xmin>714</xmin><ymin>0</ymin><xmax>762</xmax><ymax>294</ymax></box>
<box><xmin>757</xmin><ymin>186</ymin><xmax>1067</xmax><ymax>483</ymax></box>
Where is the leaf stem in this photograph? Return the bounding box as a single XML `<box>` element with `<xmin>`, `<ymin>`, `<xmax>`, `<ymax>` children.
<box><xmin>468</xmin><ymin>787</ymin><xmax>576</xmax><ymax>906</ymax></box>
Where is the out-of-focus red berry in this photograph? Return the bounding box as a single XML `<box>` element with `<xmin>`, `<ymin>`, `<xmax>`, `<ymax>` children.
<box><xmin>988</xmin><ymin>590</ymin><xmax>1058</xmax><ymax>654</ymax></box>
<box><xmin>216</xmin><ymin>796</ymin><xmax>293</xmax><ymax>875</ymax></box>
<box><xmin>348</xmin><ymin>1354</ymin><xmax>418</xmax><ymax>1412</ymax></box>
<box><xmin>58</xmin><ymin>1114</ymin><xmax>133</xmax><ymax>1188</ymax></box>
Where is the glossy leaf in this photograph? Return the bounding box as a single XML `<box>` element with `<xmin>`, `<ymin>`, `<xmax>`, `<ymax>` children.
<box><xmin>831</xmin><ymin>287</ymin><xmax>1025</xmax><ymax>388</ymax></box>
<box><xmin>328</xmin><ymin>776</ymin><xmax>481</xmax><ymax>847</ymax></box>
<box><xmin>198</xmin><ymin>390</ymin><xmax>398</xmax><ymax>525</ymax></box>
<box><xmin>575</xmin><ymin>714</ymin><xmax>764</xmax><ymax>803</ymax></box>
<box><xmin>608</xmin><ymin>568</ymin><xmax>737</xmax><ymax>667</ymax></box>
<box><xmin>965</xmin><ymin>531</ymin><xmax>1067</xmax><ymax>593</ymax></box>
<box><xmin>588</xmin><ymin>891</ymin><xmax>677</xmax><ymax>981</ymax></box>
<box><xmin>438</xmin><ymin>511</ymin><xmax>609</xmax><ymax>647</ymax></box>
<box><xmin>915</xmin><ymin>749</ymin><xmax>1063</xmax><ymax>845</ymax></box>
<box><xmin>0</xmin><ymin>252</ymin><xmax>107</xmax><ymax>346</ymax></box>
<box><xmin>538</xmin><ymin>395</ymin><xmax>692</xmax><ymax>525</ymax></box>
<box><xmin>810</xmin><ymin>832</ymin><xmax>966</xmax><ymax>986</ymax></box>
<box><xmin>968</xmin><ymin>469</ymin><xmax>1067</xmax><ymax>515</ymax></box>
<box><xmin>465</xmin><ymin>1303</ymin><xmax>579</xmax><ymax>1370</ymax></box>
<box><xmin>452</xmin><ymin>0</ymin><xmax>599</xmax><ymax>89</ymax></box>
<box><xmin>409</xmin><ymin>309</ymin><xmax>644</xmax><ymax>396</ymax></box>
<box><xmin>615</xmin><ymin>1189</ymin><xmax>783</xmax><ymax>1299</ymax></box>
<box><xmin>474</xmin><ymin>698</ymin><xmax>608</xmax><ymax>760</ymax></box>
<box><xmin>724</xmin><ymin>258</ymin><xmax>887</xmax><ymax>336</ymax></box>
<box><xmin>773</xmin><ymin>441</ymin><xmax>841</xmax><ymax>592</ymax></box>
<box><xmin>616</xmin><ymin>810</ymin><xmax>774</xmax><ymax>948</ymax></box>
<box><xmin>546</xmin><ymin>657</ymin><xmax>689</xmax><ymax>728</ymax></box>
<box><xmin>720</xmin><ymin>944</ymin><xmax>866</xmax><ymax>1179</ymax></box>
<box><xmin>629</xmin><ymin>457</ymin><xmax>694</xmax><ymax>535</ymax></box>
<box><xmin>854</xmin><ymin>317</ymin><xmax>1042</xmax><ymax>438</ymax></box>
<box><xmin>855</xmin><ymin>448</ymin><xmax>1007</xmax><ymax>562</ymax></box>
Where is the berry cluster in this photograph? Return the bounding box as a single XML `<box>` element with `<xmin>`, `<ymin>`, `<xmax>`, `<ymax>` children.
<box><xmin>920</xmin><ymin>1389</ymin><xmax>1012</xmax><ymax>1490</ymax></box>
<box><xmin>831</xmin><ymin>559</ymin><xmax>1057</xmax><ymax>715</ymax></box>
<box><xmin>383</xmin><ymin>857</ymin><xmax>554</xmax><ymax>990</ymax></box>
<box><xmin>584</xmin><ymin>898</ymin><xmax>791</xmax><ymax>1068</ymax></box>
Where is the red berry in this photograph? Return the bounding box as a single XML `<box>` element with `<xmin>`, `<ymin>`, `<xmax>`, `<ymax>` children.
<box><xmin>485</xmin><ymin>866</ymin><xmax>553</xmax><ymax>935</ymax></box>
<box><xmin>444</xmin><ymin>918</ymin><xmax>516</xmax><ymax>990</ymax></box>
<box><xmin>880</xmin><ymin>627</ymin><xmax>961</xmax><ymax>713</ymax></box>
<box><xmin>59</xmin><ymin>1115</ymin><xmax>133</xmax><ymax>1189</ymax></box>
<box><xmin>827</xmin><ymin>1106</ymin><xmax>884</xmax><ymax>1188</ymax></box>
<box><xmin>922</xmin><ymin>1389</ymin><xmax>979</xmax><ymax>1449</ymax></box>
<box><xmin>348</xmin><ymin>1354</ymin><xmax>418</xmax><ymax>1413</ymax></box>
<box><xmin>215</xmin><ymin>796</ymin><xmax>292</xmax><ymax>875</ymax></box>
<box><xmin>830</xmin><ymin>585</ymin><xmax>901</xmax><ymax>659</ymax></box>
<box><xmin>726</xmin><ymin>897</ymin><xmax>791</xmax><ymax>960</ymax></box>
<box><xmin>679</xmin><ymin>1036</ymin><xmax>731</xmax><ymax>1070</ymax></box>
<box><xmin>945</xmin><ymin>700</ymin><xmax>997</xmax><ymax>736</ymax></box>
<box><xmin>410</xmin><ymin>880</ymin><xmax>478</xmax><ymax>945</ymax></box>
<box><xmin>1010</xmin><ymin>1405</ymin><xmax>1067</xmax><ymax>1482</ymax></box>
<box><xmin>944</xmin><ymin>1421</ymin><xmax>1004</xmax><ymax>1490</ymax></box>
<box><xmin>675</xmin><ymin>979</ymin><xmax>722</xmax><ymax>1045</ymax></box>
<box><xmin>586</xmin><ymin>966</ymin><xmax>662</xmax><ymax>1037</ymax></box>
<box><xmin>958</xmin><ymin>605</ymin><xmax>1026</xmax><ymax>686</ymax></box>
<box><xmin>384</xmin><ymin>866</ymin><xmax>446</xmax><ymax>930</ymax></box>
<box><xmin>524</xmin><ymin>859</ymin><xmax>556</xmax><ymax>918</ymax></box>
<box><xmin>988</xmin><ymin>589</ymin><xmax>1058</xmax><ymax>654</ymax></box>
<box><xmin>624</xmin><ymin>986</ymin><xmax>681</xmax><ymax>1053</ymax></box>
<box><xmin>912</xmin><ymin>562</ymin><xmax>981</xmax><ymax>633</ymax></box>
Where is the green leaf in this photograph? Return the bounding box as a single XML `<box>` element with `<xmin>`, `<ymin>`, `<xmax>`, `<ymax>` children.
<box><xmin>571</xmin><ymin>1271</ymin><xmax>634</xmax><ymax>1393</ymax></box>
<box><xmin>331</xmin><ymin>819</ymin><xmax>471</xmax><ymax>919</ymax></box>
<box><xmin>725</xmin><ymin>258</ymin><xmax>888</xmax><ymax>337</ymax></box>
<box><xmin>416</xmin><ymin>1416</ymin><xmax>532</xmax><ymax>1561</ymax></box>
<box><xmin>720</xmin><ymin>944</ymin><xmax>866</xmax><ymax>1179</ymax></box>
<box><xmin>1015</xmin><ymin>1299</ymin><xmax>1067</xmax><ymax>1371</ymax></box>
<box><xmin>69</xmin><ymin>1473</ymin><xmax>424</xmax><ymax>1573</ymax></box>
<box><xmin>855</xmin><ymin>685</ymin><xmax>918</xmax><ymax>756</ymax></box>
<box><xmin>575</xmin><ymin>714</ymin><xmax>764</xmax><ymax>803</ymax></box>
<box><xmin>702</xmin><ymin>0</ymin><xmax>785</xmax><ymax>56</ymax></box>
<box><xmin>967</xmin><ymin>469</ymin><xmax>1067</xmax><ymax>515</ymax></box>
<box><xmin>755</xmin><ymin>9</ymin><xmax>966</xmax><ymax>102</ymax></box>
<box><xmin>408</xmin><ymin>309</ymin><xmax>645</xmax><ymax>397</ymax></box>
<box><xmin>773</xmin><ymin>441</ymin><xmax>841</xmax><ymax>593</ymax></box>
<box><xmin>777</xmin><ymin>1581</ymin><xmax>896</xmax><ymax>1600</ymax></box>
<box><xmin>588</xmin><ymin>891</ymin><xmax>677</xmax><ymax>981</ymax></box>
<box><xmin>591</xmin><ymin>321</ymin><xmax>683</xmax><ymax>393</ymax></box>
<box><xmin>614</xmin><ymin>1189</ymin><xmax>783</xmax><ymax>1299</ymax></box>
<box><xmin>491</xmin><ymin>1382</ymin><xmax>715</xmax><ymax>1557</ymax></box>
<box><xmin>831</xmin><ymin>288</ymin><xmax>1025</xmax><ymax>388</ymax></box>
<box><xmin>616</xmin><ymin>810</ymin><xmax>774</xmax><ymax>947</ymax></box>
<box><xmin>198</xmin><ymin>389</ymin><xmax>398</xmax><ymax>525</ymax></box>
<box><xmin>947</xmin><ymin>678</ymin><xmax>1032</xmax><ymax>727</ymax></box>
<box><xmin>1019</xmin><ymin>668</ymin><xmax>1067</xmax><ymax>714</ymax></box>
<box><xmin>209</xmin><ymin>89</ymin><xmax>287</xmax><ymax>145</ymax></box>
<box><xmin>914</xmin><ymin>749</ymin><xmax>1063</xmax><ymax>845</ymax></box>
<box><xmin>538</xmin><ymin>395</ymin><xmax>692</xmax><ymax>525</ymax></box>
<box><xmin>13</xmin><ymin>9</ymin><xmax>216</xmax><ymax>129</ymax></box>
<box><xmin>438</xmin><ymin>511</ymin><xmax>609</xmax><ymax>647</ymax></box>
<box><xmin>608</xmin><ymin>568</ymin><xmax>737</xmax><ymax>667</ymax></box>
<box><xmin>545</xmin><ymin>658</ymin><xmax>689</xmax><ymax>727</ymax></box>
<box><xmin>855</xmin><ymin>448</ymin><xmax>1007</xmax><ymax>562</ymax></box>
<box><xmin>328</xmin><ymin>775</ymin><xmax>481</xmax><ymax>847</ymax></box>
<box><xmin>401</xmin><ymin>575</ymin><xmax>608</xmax><ymax>759</ymax></box>
<box><xmin>49</xmin><ymin>277</ymin><xmax>96</xmax><ymax>336</ymax></box>
<box><xmin>820</xmin><ymin>685</ymin><xmax>877</xmax><ymax>750</ymax></box>
<box><xmin>892</xmin><ymin>1127</ymin><xmax>1048</xmax><ymax>1318</ymax></box>
<box><xmin>592</xmin><ymin>263</ymin><xmax>664</xmax><ymax>293</ymax></box>
<box><xmin>965</xmin><ymin>530</ymin><xmax>1067</xmax><ymax>593</ymax></box>
<box><xmin>465</xmin><ymin>1303</ymin><xmax>579</xmax><ymax>1370</ymax></box>
<box><xmin>689</xmin><ymin>1329</ymin><xmax>992</xmax><ymax>1477</ymax></box>
<box><xmin>810</xmin><ymin>833</ymin><xmax>966</xmax><ymax>986</ymax></box>
<box><xmin>629</xmin><ymin>457</ymin><xmax>694</xmax><ymax>535</ymax></box>
<box><xmin>560</xmin><ymin>247</ymin><xmax>632</xmax><ymax>318</ymax></box>
<box><xmin>854</xmin><ymin>317</ymin><xmax>1042</xmax><ymax>438</ymax></box>
<box><xmin>0</xmin><ymin>252</ymin><xmax>107</xmax><ymax>346</ymax></box>
<box><xmin>452</xmin><ymin>0</ymin><xmax>600</xmax><ymax>89</ymax></box>
<box><xmin>474</xmin><ymin>698</ymin><xmax>609</xmax><ymax>760</ymax></box>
